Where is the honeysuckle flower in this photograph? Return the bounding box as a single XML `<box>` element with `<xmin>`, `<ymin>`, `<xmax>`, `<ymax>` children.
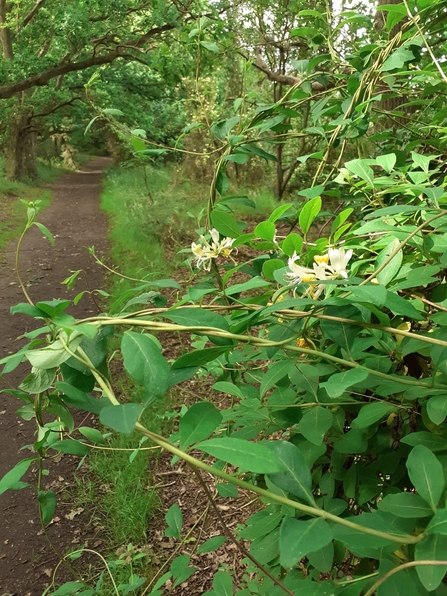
<box><xmin>285</xmin><ymin>252</ymin><xmax>316</xmax><ymax>285</ymax></box>
<box><xmin>191</xmin><ymin>228</ymin><xmax>235</xmax><ymax>271</ymax></box>
<box><xmin>327</xmin><ymin>247</ymin><xmax>353</xmax><ymax>279</ymax></box>
<box><xmin>285</xmin><ymin>246</ymin><xmax>353</xmax><ymax>299</ymax></box>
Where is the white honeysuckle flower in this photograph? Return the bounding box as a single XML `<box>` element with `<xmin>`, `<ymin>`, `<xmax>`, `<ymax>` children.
<box><xmin>191</xmin><ymin>228</ymin><xmax>235</xmax><ymax>270</ymax></box>
<box><xmin>313</xmin><ymin>262</ymin><xmax>330</xmax><ymax>281</ymax></box>
<box><xmin>210</xmin><ymin>228</ymin><xmax>220</xmax><ymax>247</ymax></box>
<box><xmin>327</xmin><ymin>247</ymin><xmax>353</xmax><ymax>279</ymax></box>
<box><xmin>285</xmin><ymin>247</ymin><xmax>354</xmax><ymax>299</ymax></box>
<box><xmin>285</xmin><ymin>252</ymin><xmax>316</xmax><ymax>285</ymax></box>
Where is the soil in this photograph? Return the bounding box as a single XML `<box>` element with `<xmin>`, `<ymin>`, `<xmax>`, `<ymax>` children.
<box><xmin>0</xmin><ymin>158</ymin><xmax>110</xmax><ymax>595</ymax></box>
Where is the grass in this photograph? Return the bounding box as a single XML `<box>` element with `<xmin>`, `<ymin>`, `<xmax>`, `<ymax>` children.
<box><xmin>0</xmin><ymin>158</ymin><xmax>68</xmax><ymax>259</ymax></box>
<box><xmin>77</xmin><ymin>162</ymin><xmax>208</xmax><ymax>543</ymax></box>
<box><xmin>68</xmin><ymin>162</ymin><xmax>278</xmax><ymax>592</ymax></box>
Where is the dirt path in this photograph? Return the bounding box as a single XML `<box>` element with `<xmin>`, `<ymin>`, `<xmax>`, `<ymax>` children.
<box><xmin>0</xmin><ymin>158</ymin><xmax>110</xmax><ymax>595</ymax></box>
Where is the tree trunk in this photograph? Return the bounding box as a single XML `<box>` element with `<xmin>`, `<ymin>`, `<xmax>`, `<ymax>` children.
<box><xmin>5</xmin><ymin>109</ymin><xmax>38</xmax><ymax>180</ymax></box>
<box><xmin>0</xmin><ymin>0</ymin><xmax>13</xmax><ymax>60</ymax></box>
<box><xmin>374</xmin><ymin>0</ymin><xmax>408</xmax><ymax>127</ymax></box>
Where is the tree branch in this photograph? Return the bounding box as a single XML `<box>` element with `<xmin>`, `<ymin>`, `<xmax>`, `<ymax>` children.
<box><xmin>32</xmin><ymin>97</ymin><xmax>84</xmax><ymax>119</ymax></box>
<box><xmin>23</xmin><ymin>0</ymin><xmax>46</xmax><ymax>27</ymax></box>
<box><xmin>253</xmin><ymin>47</ymin><xmax>330</xmax><ymax>92</ymax></box>
<box><xmin>0</xmin><ymin>23</ymin><xmax>176</xmax><ymax>100</ymax></box>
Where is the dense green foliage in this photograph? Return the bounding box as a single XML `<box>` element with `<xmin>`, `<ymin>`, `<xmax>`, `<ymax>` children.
<box><xmin>5</xmin><ymin>0</ymin><xmax>447</xmax><ymax>594</ymax></box>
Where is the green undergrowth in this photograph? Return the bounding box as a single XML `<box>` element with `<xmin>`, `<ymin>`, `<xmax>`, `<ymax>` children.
<box><xmin>0</xmin><ymin>158</ymin><xmax>67</xmax><ymax>259</ymax></box>
<box><xmin>70</xmin><ymin>162</ymin><xmax>279</xmax><ymax>591</ymax></box>
<box><xmin>100</xmin><ymin>164</ymin><xmax>206</xmax><ymax>293</ymax></box>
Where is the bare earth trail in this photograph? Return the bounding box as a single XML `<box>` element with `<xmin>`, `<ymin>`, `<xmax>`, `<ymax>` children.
<box><xmin>0</xmin><ymin>158</ymin><xmax>110</xmax><ymax>595</ymax></box>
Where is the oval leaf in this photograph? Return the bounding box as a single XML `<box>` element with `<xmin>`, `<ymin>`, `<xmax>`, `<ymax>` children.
<box><xmin>196</xmin><ymin>438</ymin><xmax>284</xmax><ymax>473</ymax></box>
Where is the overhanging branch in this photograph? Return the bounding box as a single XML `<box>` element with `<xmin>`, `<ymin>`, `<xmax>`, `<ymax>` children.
<box><xmin>0</xmin><ymin>23</ymin><xmax>176</xmax><ymax>100</ymax></box>
<box><xmin>254</xmin><ymin>47</ymin><xmax>331</xmax><ymax>92</ymax></box>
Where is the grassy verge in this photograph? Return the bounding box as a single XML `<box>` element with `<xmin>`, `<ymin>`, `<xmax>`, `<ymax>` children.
<box><xmin>70</xmin><ymin>162</ymin><xmax>277</xmax><ymax>591</ymax></box>
<box><xmin>0</xmin><ymin>159</ymin><xmax>68</xmax><ymax>258</ymax></box>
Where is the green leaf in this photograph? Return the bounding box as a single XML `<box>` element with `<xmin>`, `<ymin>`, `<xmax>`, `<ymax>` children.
<box><xmin>334</xmin><ymin>429</ymin><xmax>368</xmax><ymax>454</ymax></box>
<box><xmin>50</xmin><ymin>582</ymin><xmax>88</xmax><ymax>595</ymax></box>
<box><xmin>266</xmin><ymin>440</ymin><xmax>315</xmax><ymax>504</ymax></box>
<box><xmin>210</xmin><ymin>211</ymin><xmax>242</xmax><ymax>238</ymax></box>
<box><xmin>427</xmin><ymin>510</ymin><xmax>447</xmax><ymax>535</ymax></box>
<box><xmin>26</xmin><ymin>336</ymin><xmax>82</xmax><ymax>369</ymax></box>
<box><xmin>351</xmin><ymin>402</ymin><xmax>397</xmax><ymax>429</ymax></box>
<box><xmin>122</xmin><ymin>331</ymin><xmax>170</xmax><ymax>397</ymax></box>
<box><xmin>415</xmin><ymin>534</ymin><xmax>447</xmax><ymax>591</ymax></box>
<box><xmin>20</xmin><ymin>367</ymin><xmax>57</xmax><ymax>394</ymax></box>
<box><xmin>197</xmin><ymin>536</ymin><xmax>227</xmax><ymax>553</ymax></box>
<box><xmin>10</xmin><ymin>302</ymin><xmax>47</xmax><ymax>318</ymax></box>
<box><xmin>281</xmin><ymin>233</ymin><xmax>304</xmax><ymax>257</ymax></box>
<box><xmin>299</xmin><ymin>196</ymin><xmax>322</xmax><ymax>234</ymax></box>
<box><xmin>279</xmin><ymin>517</ymin><xmax>332</xmax><ymax>568</ymax></box>
<box><xmin>102</xmin><ymin>108</ymin><xmax>124</xmax><ymax>116</ymax></box>
<box><xmin>36</xmin><ymin>300</ymin><xmax>71</xmax><ymax>318</ymax></box>
<box><xmin>320</xmin><ymin>307</ymin><xmax>360</xmax><ymax>352</ymax></box>
<box><xmin>196</xmin><ymin>438</ymin><xmax>284</xmax><ymax>473</ymax></box>
<box><xmin>377</xmin><ymin>560</ymin><xmax>421</xmax><ymax>596</ymax></box>
<box><xmin>321</xmin><ymin>368</ymin><xmax>368</xmax><ymax>399</ymax></box>
<box><xmin>298</xmin><ymin>407</ymin><xmax>333</xmax><ymax>446</ymax></box>
<box><xmin>132</xmin><ymin>136</ymin><xmax>146</xmax><ymax>152</ymax></box>
<box><xmin>345</xmin><ymin>159</ymin><xmax>375</xmax><ymax>186</ymax></box>
<box><xmin>378</xmin><ymin>492</ymin><xmax>433</xmax><ymax>518</ymax></box>
<box><xmin>99</xmin><ymin>404</ymin><xmax>144</xmax><ymax>435</ymax></box>
<box><xmin>375</xmin><ymin>239</ymin><xmax>403</xmax><ymax>286</ymax></box>
<box><xmin>376</xmin><ymin>153</ymin><xmax>397</xmax><ymax>173</ymax></box>
<box><xmin>56</xmin><ymin>381</ymin><xmax>108</xmax><ymax>414</ymax></box>
<box><xmin>239</xmin><ymin>143</ymin><xmax>277</xmax><ymax>162</ymax></box>
<box><xmin>225</xmin><ymin>277</ymin><xmax>270</xmax><ymax>296</ymax></box>
<box><xmin>213</xmin><ymin>571</ymin><xmax>233</xmax><ymax>596</ymax></box>
<box><xmin>223</xmin><ymin>153</ymin><xmax>249</xmax><ymax>165</ymax></box>
<box><xmin>51</xmin><ymin>440</ymin><xmax>90</xmax><ymax>456</ymax></box>
<box><xmin>0</xmin><ymin>458</ymin><xmax>37</xmax><ymax>496</ymax></box>
<box><xmin>212</xmin><ymin>382</ymin><xmax>244</xmax><ymax>399</ymax></box>
<box><xmin>165</xmin><ymin>503</ymin><xmax>183</xmax><ymax>538</ymax></box>
<box><xmin>38</xmin><ymin>489</ymin><xmax>57</xmax><ymax>525</ymax></box>
<box><xmin>268</xmin><ymin>203</ymin><xmax>294</xmax><ymax>223</ymax></box>
<box><xmin>401</xmin><ymin>431</ymin><xmax>447</xmax><ymax>451</ymax></box>
<box><xmin>162</xmin><ymin>308</ymin><xmax>231</xmax><ymax>346</ymax></box>
<box><xmin>406</xmin><ymin>445</ymin><xmax>445</xmax><ymax>510</ymax></box>
<box><xmin>172</xmin><ymin>346</ymin><xmax>230</xmax><ymax>370</ymax></box>
<box><xmin>179</xmin><ymin>402</ymin><xmax>222</xmax><ymax>450</ymax></box>
<box><xmin>216</xmin><ymin>170</ymin><xmax>230</xmax><ymax>195</ymax></box>
<box><xmin>381</xmin><ymin>47</ymin><xmax>415</xmax><ymax>72</ymax></box>
<box><xmin>33</xmin><ymin>222</ymin><xmax>55</xmax><ymax>245</ymax></box>
<box><xmin>349</xmin><ymin>284</ymin><xmax>388</xmax><ymax>307</ymax></box>
<box><xmin>216</xmin><ymin>482</ymin><xmax>238</xmax><ymax>497</ymax></box>
<box><xmin>307</xmin><ymin>542</ymin><xmax>334</xmax><ymax>573</ymax></box>
<box><xmin>427</xmin><ymin>395</ymin><xmax>447</xmax><ymax>425</ymax></box>
<box><xmin>78</xmin><ymin>427</ymin><xmax>105</xmax><ymax>445</ymax></box>
<box><xmin>200</xmin><ymin>40</ymin><xmax>219</xmax><ymax>52</ymax></box>
<box><xmin>412</xmin><ymin>151</ymin><xmax>435</xmax><ymax>174</ymax></box>
<box><xmin>385</xmin><ymin>291</ymin><xmax>424</xmax><ymax>320</ymax></box>
<box><xmin>260</xmin><ymin>360</ymin><xmax>294</xmax><ymax>398</ymax></box>
<box><xmin>255</xmin><ymin>221</ymin><xmax>276</xmax><ymax>241</ymax></box>
<box><xmin>262</xmin><ymin>259</ymin><xmax>285</xmax><ymax>281</ymax></box>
